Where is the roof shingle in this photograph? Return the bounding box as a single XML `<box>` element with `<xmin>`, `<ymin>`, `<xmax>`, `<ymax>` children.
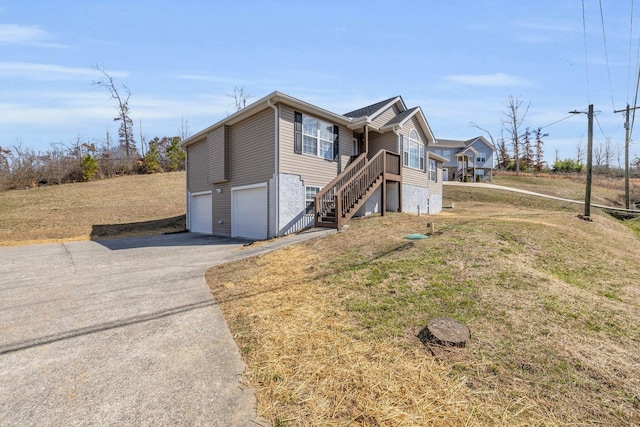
<box><xmin>343</xmin><ymin>96</ymin><xmax>399</xmax><ymax>118</ymax></box>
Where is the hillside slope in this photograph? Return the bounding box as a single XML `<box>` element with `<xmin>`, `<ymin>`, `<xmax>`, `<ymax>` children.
<box><xmin>207</xmin><ymin>185</ymin><xmax>640</xmax><ymax>426</ymax></box>
<box><xmin>0</xmin><ymin>172</ymin><xmax>186</xmax><ymax>245</ymax></box>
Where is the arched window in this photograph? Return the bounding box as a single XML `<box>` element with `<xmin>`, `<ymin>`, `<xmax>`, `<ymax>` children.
<box><xmin>403</xmin><ymin>129</ymin><xmax>425</xmax><ymax>170</ymax></box>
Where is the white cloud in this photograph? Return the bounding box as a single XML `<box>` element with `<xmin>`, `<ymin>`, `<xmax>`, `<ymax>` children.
<box><xmin>446</xmin><ymin>73</ymin><xmax>532</xmax><ymax>87</ymax></box>
<box><xmin>0</xmin><ymin>62</ymin><xmax>128</xmax><ymax>81</ymax></box>
<box><xmin>0</xmin><ymin>24</ymin><xmax>65</xmax><ymax>47</ymax></box>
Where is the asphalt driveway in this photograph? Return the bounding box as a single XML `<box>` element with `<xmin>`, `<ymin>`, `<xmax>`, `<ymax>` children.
<box><xmin>0</xmin><ymin>229</ymin><xmax>333</xmax><ymax>426</ymax></box>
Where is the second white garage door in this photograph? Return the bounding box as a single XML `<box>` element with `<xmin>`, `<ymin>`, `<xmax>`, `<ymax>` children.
<box><xmin>190</xmin><ymin>192</ymin><xmax>212</xmax><ymax>234</ymax></box>
<box><xmin>232</xmin><ymin>184</ymin><xmax>267</xmax><ymax>240</ymax></box>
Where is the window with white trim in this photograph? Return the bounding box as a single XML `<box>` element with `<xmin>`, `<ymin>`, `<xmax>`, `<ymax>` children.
<box><xmin>302</xmin><ymin>115</ymin><xmax>334</xmax><ymax>160</ymax></box>
<box><xmin>305</xmin><ymin>186</ymin><xmax>321</xmax><ymax>215</ymax></box>
<box><xmin>476</xmin><ymin>154</ymin><xmax>486</xmax><ymax>164</ymax></box>
<box><xmin>403</xmin><ymin>130</ymin><xmax>425</xmax><ymax>170</ymax></box>
<box><xmin>429</xmin><ymin>159</ymin><xmax>437</xmax><ymax>181</ymax></box>
<box><xmin>442</xmin><ymin>150</ymin><xmax>451</xmax><ymax>160</ymax></box>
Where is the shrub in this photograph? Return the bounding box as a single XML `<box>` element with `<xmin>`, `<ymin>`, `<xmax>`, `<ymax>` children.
<box><xmin>81</xmin><ymin>154</ymin><xmax>99</xmax><ymax>181</ymax></box>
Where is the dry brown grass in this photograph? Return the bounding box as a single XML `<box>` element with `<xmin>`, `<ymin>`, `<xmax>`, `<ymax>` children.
<box><xmin>208</xmin><ymin>187</ymin><xmax>640</xmax><ymax>426</ymax></box>
<box><xmin>493</xmin><ymin>171</ymin><xmax>640</xmax><ymax>207</ymax></box>
<box><xmin>0</xmin><ymin>172</ymin><xmax>186</xmax><ymax>245</ymax></box>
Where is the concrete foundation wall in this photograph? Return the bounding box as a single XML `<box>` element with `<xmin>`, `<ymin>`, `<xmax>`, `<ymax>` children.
<box><xmin>354</xmin><ymin>186</ymin><xmax>381</xmax><ymax>217</ymax></box>
<box><xmin>402</xmin><ymin>183</ymin><xmax>429</xmax><ymax>214</ymax></box>
<box><xmin>428</xmin><ymin>193</ymin><xmax>443</xmax><ymax>214</ymax></box>
<box><xmin>276</xmin><ymin>173</ymin><xmax>313</xmax><ymax>236</ymax></box>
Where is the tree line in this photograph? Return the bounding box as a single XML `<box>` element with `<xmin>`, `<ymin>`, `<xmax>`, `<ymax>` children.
<box><xmin>482</xmin><ymin>95</ymin><xmax>640</xmax><ymax>176</ymax></box>
<box><xmin>0</xmin><ymin>135</ymin><xmax>185</xmax><ymax>190</ymax></box>
<box><xmin>0</xmin><ymin>66</ymin><xmax>187</xmax><ymax>191</ymax></box>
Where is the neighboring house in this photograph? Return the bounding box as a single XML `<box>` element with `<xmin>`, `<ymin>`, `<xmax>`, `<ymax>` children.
<box><xmin>429</xmin><ymin>136</ymin><xmax>495</xmax><ymax>182</ymax></box>
<box><xmin>182</xmin><ymin>91</ymin><xmax>447</xmax><ymax>240</ymax></box>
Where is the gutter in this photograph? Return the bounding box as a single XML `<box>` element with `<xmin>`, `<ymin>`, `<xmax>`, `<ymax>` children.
<box><xmin>267</xmin><ymin>99</ymin><xmax>279</xmax><ymax>237</ymax></box>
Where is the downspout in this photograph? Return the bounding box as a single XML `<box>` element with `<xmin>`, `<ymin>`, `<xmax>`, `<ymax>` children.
<box><xmin>185</xmin><ymin>148</ymin><xmax>190</xmax><ymax>231</ymax></box>
<box><xmin>267</xmin><ymin>99</ymin><xmax>279</xmax><ymax>237</ymax></box>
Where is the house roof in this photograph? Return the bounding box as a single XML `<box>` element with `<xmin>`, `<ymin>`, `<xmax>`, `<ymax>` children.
<box><xmin>433</xmin><ymin>139</ymin><xmax>467</xmax><ymax>148</ymax></box>
<box><xmin>434</xmin><ymin>136</ymin><xmax>495</xmax><ymax>151</ymax></box>
<box><xmin>183</xmin><ymin>91</ymin><xmax>438</xmax><ymax>147</ymax></box>
<box><xmin>182</xmin><ymin>91</ymin><xmax>352</xmax><ymax>147</ymax></box>
<box><xmin>343</xmin><ymin>96</ymin><xmax>401</xmax><ymax>118</ymax></box>
<box><xmin>382</xmin><ymin>107</ymin><xmax>419</xmax><ymax>127</ymax></box>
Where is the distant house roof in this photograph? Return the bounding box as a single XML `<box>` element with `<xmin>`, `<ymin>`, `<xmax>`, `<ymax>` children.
<box><xmin>434</xmin><ymin>136</ymin><xmax>495</xmax><ymax>151</ymax></box>
<box><xmin>433</xmin><ymin>139</ymin><xmax>467</xmax><ymax>148</ymax></box>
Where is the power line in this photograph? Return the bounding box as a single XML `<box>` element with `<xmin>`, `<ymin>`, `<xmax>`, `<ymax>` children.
<box><xmin>581</xmin><ymin>0</ymin><xmax>591</xmax><ymax>103</ymax></box>
<box><xmin>599</xmin><ymin>0</ymin><xmax>616</xmax><ymax>111</ymax></box>
<box><xmin>628</xmin><ymin>0</ymin><xmax>635</xmax><ymax>104</ymax></box>
<box><xmin>540</xmin><ymin>114</ymin><xmax>578</xmax><ymax>130</ymax></box>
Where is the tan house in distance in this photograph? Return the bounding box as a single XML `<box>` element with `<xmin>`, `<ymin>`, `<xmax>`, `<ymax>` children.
<box><xmin>182</xmin><ymin>91</ymin><xmax>447</xmax><ymax>240</ymax></box>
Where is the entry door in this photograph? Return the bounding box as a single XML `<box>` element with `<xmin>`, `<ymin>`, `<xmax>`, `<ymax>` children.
<box><xmin>352</xmin><ymin>137</ymin><xmax>359</xmax><ymax>156</ymax></box>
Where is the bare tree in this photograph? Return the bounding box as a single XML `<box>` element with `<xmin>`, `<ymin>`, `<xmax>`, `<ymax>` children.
<box><xmin>502</xmin><ymin>96</ymin><xmax>530</xmax><ymax>175</ymax></box>
<box><xmin>227</xmin><ymin>86</ymin><xmax>253</xmax><ymax>112</ymax></box>
<box><xmin>604</xmin><ymin>137</ymin><xmax>613</xmax><ymax>169</ymax></box>
<box><xmin>179</xmin><ymin>116</ymin><xmax>191</xmax><ymax>142</ymax></box>
<box><xmin>575</xmin><ymin>139</ymin><xmax>585</xmax><ymax>165</ymax></box>
<box><xmin>594</xmin><ymin>141</ymin><xmax>605</xmax><ymax>166</ymax></box>
<box><xmin>93</xmin><ymin>65</ymin><xmax>136</xmax><ymax>158</ymax></box>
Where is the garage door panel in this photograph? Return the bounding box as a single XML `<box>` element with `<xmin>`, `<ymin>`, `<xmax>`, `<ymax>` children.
<box><xmin>191</xmin><ymin>193</ymin><xmax>212</xmax><ymax>234</ymax></box>
<box><xmin>232</xmin><ymin>186</ymin><xmax>267</xmax><ymax>240</ymax></box>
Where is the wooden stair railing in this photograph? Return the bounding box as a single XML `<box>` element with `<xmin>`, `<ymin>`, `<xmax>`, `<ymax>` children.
<box><xmin>314</xmin><ymin>152</ymin><xmax>367</xmax><ymax>226</ymax></box>
<box><xmin>315</xmin><ymin>150</ymin><xmax>401</xmax><ymax>229</ymax></box>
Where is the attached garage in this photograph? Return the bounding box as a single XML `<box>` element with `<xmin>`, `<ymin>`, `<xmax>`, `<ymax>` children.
<box><xmin>231</xmin><ymin>184</ymin><xmax>268</xmax><ymax>240</ymax></box>
<box><xmin>190</xmin><ymin>191</ymin><xmax>213</xmax><ymax>234</ymax></box>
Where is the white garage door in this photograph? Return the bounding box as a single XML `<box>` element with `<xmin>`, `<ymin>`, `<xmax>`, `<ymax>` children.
<box><xmin>190</xmin><ymin>192</ymin><xmax>212</xmax><ymax>234</ymax></box>
<box><xmin>232</xmin><ymin>185</ymin><xmax>267</xmax><ymax>240</ymax></box>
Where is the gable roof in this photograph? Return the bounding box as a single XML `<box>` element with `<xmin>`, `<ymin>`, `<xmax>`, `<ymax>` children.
<box><xmin>183</xmin><ymin>91</ymin><xmax>438</xmax><ymax>147</ymax></box>
<box><xmin>434</xmin><ymin>136</ymin><xmax>495</xmax><ymax>152</ymax></box>
<box><xmin>465</xmin><ymin>136</ymin><xmax>495</xmax><ymax>150</ymax></box>
<box><xmin>343</xmin><ymin>96</ymin><xmax>401</xmax><ymax>118</ymax></box>
<box><xmin>382</xmin><ymin>107</ymin><xmax>419</xmax><ymax>127</ymax></box>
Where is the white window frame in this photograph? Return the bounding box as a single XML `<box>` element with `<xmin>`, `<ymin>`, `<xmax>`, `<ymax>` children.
<box><xmin>475</xmin><ymin>169</ymin><xmax>485</xmax><ymax>180</ymax></box>
<box><xmin>442</xmin><ymin>150</ymin><xmax>451</xmax><ymax>160</ymax></box>
<box><xmin>302</xmin><ymin>114</ymin><xmax>334</xmax><ymax>160</ymax></box>
<box><xmin>403</xmin><ymin>130</ymin><xmax>425</xmax><ymax>170</ymax></box>
<box><xmin>476</xmin><ymin>154</ymin><xmax>486</xmax><ymax>164</ymax></box>
<box><xmin>305</xmin><ymin>185</ymin><xmax>321</xmax><ymax>216</ymax></box>
<box><xmin>428</xmin><ymin>159</ymin><xmax>437</xmax><ymax>182</ymax></box>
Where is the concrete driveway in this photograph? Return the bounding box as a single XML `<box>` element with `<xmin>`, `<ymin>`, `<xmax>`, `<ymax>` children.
<box><xmin>0</xmin><ymin>229</ymin><xmax>333</xmax><ymax>426</ymax></box>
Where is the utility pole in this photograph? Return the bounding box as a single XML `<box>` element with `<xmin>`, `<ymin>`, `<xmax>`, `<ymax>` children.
<box><xmin>569</xmin><ymin>105</ymin><xmax>594</xmax><ymax>218</ymax></box>
<box><xmin>624</xmin><ymin>105</ymin><xmax>630</xmax><ymax>209</ymax></box>
<box><xmin>613</xmin><ymin>103</ymin><xmax>640</xmax><ymax>209</ymax></box>
<box><xmin>585</xmin><ymin>104</ymin><xmax>594</xmax><ymax>218</ymax></box>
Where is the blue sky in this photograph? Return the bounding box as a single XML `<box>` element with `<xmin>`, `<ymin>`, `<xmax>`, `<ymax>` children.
<box><xmin>2</xmin><ymin>0</ymin><xmax>640</xmax><ymax>164</ymax></box>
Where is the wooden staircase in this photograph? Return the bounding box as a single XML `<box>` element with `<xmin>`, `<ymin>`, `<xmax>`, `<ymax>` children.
<box><xmin>314</xmin><ymin>150</ymin><xmax>401</xmax><ymax>229</ymax></box>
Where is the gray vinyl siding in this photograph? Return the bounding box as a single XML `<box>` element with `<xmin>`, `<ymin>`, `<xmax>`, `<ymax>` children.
<box><xmin>207</xmin><ymin>126</ymin><xmax>228</xmax><ymax>183</ymax></box>
<box><xmin>470</xmin><ymin>139</ymin><xmax>494</xmax><ymax>169</ymax></box>
<box><xmin>278</xmin><ymin>104</ymin><xmax>350</xmax><ymax>187</ymax></box>
<box><xmin>399</xmin><ymin>117</ymin><xmax>429</xmax><ymax>187</ymax></box>
<box><xmin>368</xmin><ymin>132</ymin><xmax>397</xmax><ymax>157</ymax></box>
<box><xmin>371</xmin><ymin>105</ymin><xmax>400</xmax><ymax>129</ymax></box>
<box><xmin>229</xmin><ymin>107</ymin><xmax>275</xmax><ymax>186</ymax></box>
<box><xmin>428</xmin><ymin>153</ymin><xmax>443</xmax><ymax>196</ymax></box>
<box><xmin>187</xmin><ymin>138</ymin><xmax>210</xmax><ymax>193</ymax></box>
<box><xmin>212</xmin><ymin>181</ymin><xmax>231</xmax><ymax>236</ymax></box>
